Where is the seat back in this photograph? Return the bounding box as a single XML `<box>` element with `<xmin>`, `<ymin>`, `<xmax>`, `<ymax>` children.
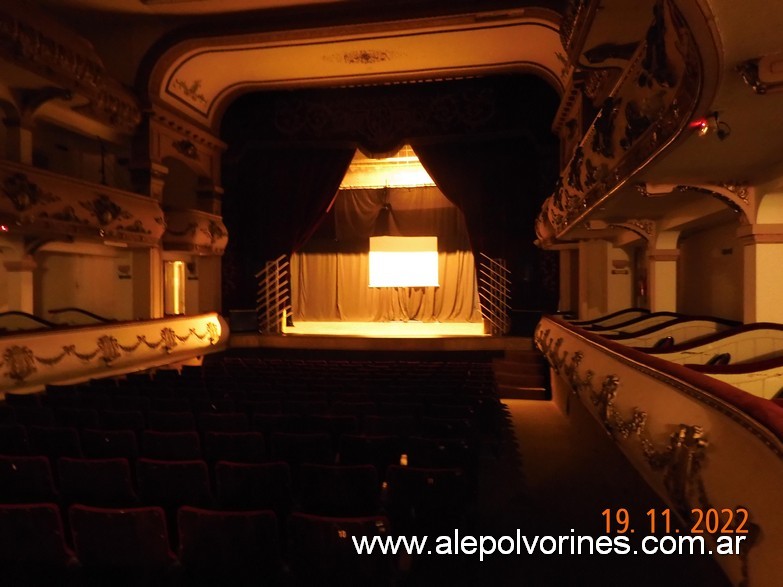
<box><xmin>0</xmin><ymin>503</ymin><xmax>76</xmax><ymax>567</ymax></box>
<box><xmin>141</xmin><ymin>430</ymin><xmax>201</xmax><ymax>460</ymax></box>
<box><xmin>299</xmin><ymin>463</ymin><xmax>380</xmax><ymax>516</ymax></box>
<box><xmin>136</xmin><ymin>458</ymin><xmax>212</xmax><ymax>508</ymax></box>
<box><xmin>384</xmin><ymin>465</ymin><xmax>466</xmax><ymax>532</ymax></box>
<box><xmin>58</xmin><ymin>457</ymin><xmax>138</xmax><ymax>507</ymax></box>
<box><xmin>215</xmin><ymin>460</ymin><xmax>292</xmax><ymax>516</ymax></box>
<box><xmin>203</xmin><ymin>431</ymin><xmax>266</xmax><ymax>464</ymax></box>
<box><xmin>69</xmin><ymin>504</ymin><xmax>176</xmax><ymax>568</ymax></box>
<box><xmin>82</xmin><ymin>428</ymin><xmax>139</xmax><ymax>459</ymax></box>
<box><xmin>28</xmin><ymin>425</ymin><xmax>83</xmax><ymax>459</ymax></box>
<box><xmin>177</xmin><ymin>506</ymin><xmax>281</xmax><ymax>580</ymax></box>
<box><xmin>0</xmin><ymin>423</ymin><xmax>31</xmax><ymax>455</ymax></box>
<box><xmin>288</xmin><ymin>512</ymin><xmax>394</xmax><ymax>585</ymax></box>
<box><xmin>0</xmin><ymin>454</ymin><xmax>58</xmax><ymax>502</ymax></box>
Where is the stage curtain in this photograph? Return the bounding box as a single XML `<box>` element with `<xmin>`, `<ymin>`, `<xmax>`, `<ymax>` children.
<box><xmin>410</xmin><ymin>137</ymin><xmax>537</xmax><ymax>259</ymax></box>
<box><xmin>292</xmin><ymin>186</ymin><xmax>482</xmax><ymax>322</ymax></box>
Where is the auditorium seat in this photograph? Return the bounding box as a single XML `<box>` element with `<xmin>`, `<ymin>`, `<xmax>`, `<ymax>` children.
<box><xmin>0</xmin><ymin>454</ymin><xmax>59</xmax><ymax>503</ymax></box>
<box><xmin>203</xmin><ymin>431</ymin><xmax>266</xmax><ymax>464</ymax></box>
<box><xmin>298</xmin><ymin>463</ymin><xmax>381</xmax><ymax>516</ymax></box>
<box><xmin>99</xmin><ymin>410</ymin><xmax>146</xmax><ymax>435</ymax></box>
<box><xmin>287</xmin><ymin>512</ymin><xmax>395</xmax><ymax>586</ymax></box>
<box><xmin>363</xmin><ymin>415</ymin><xmax>421</xmax><ymax>437</ymax></box>
<box><xmin>111</xmin><ymin>395</ymin><xmax>152</xmax><ymax>413</ymax></box>
<box><xmin>215</xmin><ymin>460</ymin><xmax>293</xmax><ymax>518</ymax></box>
<box><xmin>82</xmin><ymin>428</ymin><xmax>140</xmax><ymax>460</ymax></box>
<box><xmin>141</xmin><ymin>430</ymin><xmax>201</xmax><ymax>460</ymax></box>
<box><xmin>0</xmin><ymin>423</ymin><xmax>31</xmax><ymax>455</ymax></box>
<box><xmin>136</xmin><ymin>458</ymin><xmax>213</xmax><ymax>511</ymax></box>
<box><xmin>58</xmin><ymin>457</ymin><xmax>139</xmax><ymax>507</ymax></box>
<box><xmin>12</xmin><ymin>406</ymin><xmax>56</xmax><ymax>427</ymax></box>
<box><xmin>151</xmin><ymin>397</ymin><xmax>192</xmax><ymax>413</ymax></box>
<box><xmin>177</xmin><ymin>506</ymin><xmax>282</xmax><ymax>586</ymax></box>
<box><xmin>197</xmin><ymin>412</ymin><xmax>250</xmax><ymax>433</ymax></box>
<box><xmin>55</xmin><ymin>407</ymin><xmax>101</xmax><ymax>429</ymax></box>
<box><xmin>147</xmin><ymin>410</ymin><xmax>196</xmax><ymax>432</ymax></box>
<box><xmin>270</xmin><ymin>431</ymin><xmax>334</xmax><ymax>471</ymax></box>
<box><xmin>69</xmin><ymin>504</ymin><xmax>178</xmax><ymax>585</ymax></box>
<box><xmin>28</xmin><ymin>425</ymin><xmax>83</xmax><ymax>459</ymax></box>
<box><xmin>4</xmin><ymin>391</ymin><xmax>44</xmax><ymax>407</ymax></box>
<box><xmin>191</xmin><ymin>398</ymin><xmax>236</xmax><ymax>413</ymax></box>
<box><xmin>0</xmin><ymin>502</ymin><xmax>78</xmax><ymax>585</ymax></box>
<box><xmin>338</xmin><ymin>434</ymin><xmax>404</xmax><ymax>476</ymax></box>
<box><xmin>384</xmin><ymin>465</ymin><xmax>467</xmax><ymax>533</ymax></box>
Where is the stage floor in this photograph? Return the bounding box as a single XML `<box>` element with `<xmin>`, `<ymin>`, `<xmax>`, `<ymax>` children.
<box><xmin>282</xmin><ymin>320</ymin><xmax>486</xmax><ymax>337</ymax></box>
<box><xmin>230</xmin><ymin>320</ymin><xmax>532</xmax><ymax>352</ymax></box>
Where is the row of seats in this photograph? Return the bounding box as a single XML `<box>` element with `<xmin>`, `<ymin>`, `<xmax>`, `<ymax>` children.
<box><xmin>0</xmin><ymin>420</ymin><xmax>475</xmax><ymax>466</ymax></box>
<box><xmin>0</xmin><ymin>455</ymin><xmax>468</xmax><ymax>528</ymax></box>
<box><xmin>1</xmin><ymin>502</ymin><xmax>397</xmax><ymax>586</ymax></box>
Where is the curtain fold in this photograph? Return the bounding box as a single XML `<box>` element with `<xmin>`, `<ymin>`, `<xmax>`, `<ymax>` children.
<box><xmin>293</xmin><ymin>185</ymin><xmax>481</xmax><ymax>323</ymax></box>
<box><xmin>410</xmin><ymin>137</ymin><xmax>537</xmax><ymax>260</ymax></box>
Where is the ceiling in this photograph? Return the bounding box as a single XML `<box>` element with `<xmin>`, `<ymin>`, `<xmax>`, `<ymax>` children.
<box><xmin>26</xmin><ymin>0</ymin><xmax>783</xmax><ymax>246</ymax></box>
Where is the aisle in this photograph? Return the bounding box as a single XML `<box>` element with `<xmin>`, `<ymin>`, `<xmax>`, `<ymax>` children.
<box><xmin>473</xmin><ymin>399</ymin><xmax>732</xmax><ymax>586</ymax></box>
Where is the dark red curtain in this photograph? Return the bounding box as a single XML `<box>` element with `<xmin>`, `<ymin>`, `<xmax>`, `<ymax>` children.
<box><xmin>410</xmin><ymin>136</ymin><xmax>539</xmax><ymax>259</ymax></box>
<box><xmin>221</xmin><ymin>143</ymin><xmax>355</xmax><ymax>310</ymax></box>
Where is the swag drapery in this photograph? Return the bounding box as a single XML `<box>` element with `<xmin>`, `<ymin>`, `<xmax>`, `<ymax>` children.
<box><xmin>291</xmin><ymin>186</ymin><xmax>482</xmax><ymax>323</ymax></box>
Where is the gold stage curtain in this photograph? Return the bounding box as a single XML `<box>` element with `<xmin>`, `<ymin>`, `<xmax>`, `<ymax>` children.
<box><xmin>291</xmin><ymin>186</ymin><xmax>482</xmax><ymax>323</ymax></box>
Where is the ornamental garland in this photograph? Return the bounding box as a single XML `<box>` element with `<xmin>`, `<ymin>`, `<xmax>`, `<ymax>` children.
<box><xmin>534</xmin><ymin>325</ymin><xmax>760</xmax><ymax>582</ymax></box>
<box><xmin>0</xmin><ymin>322</ymin><xmax>220</xmax><ymax>384</ymax></box>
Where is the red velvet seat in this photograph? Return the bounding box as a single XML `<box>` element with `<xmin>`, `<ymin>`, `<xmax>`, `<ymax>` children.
<box><xmin>299</xmin><ymin>463</ymin><xmax>381</xmax><ymax>516</ymax></box>
<box><xmin>99</xmin><ymin>409</ymin><xmax>145</xmax><ymax>435</ymax></box>
<box><xmin>55</xmin><ymin>407</ymin><xmax>100</xmax><ymax>429</ymax></box>
<box><xmin>0</xmin><ymin>454</ymin><xmax>59</xmax><ymax>503</ymax></box>
<box><xmin>203</xmin><ymin>431</ymin><xmax>266</xmax><ymax>464</ymax></box>
<box><xmin>177</xmin><ymin>506</ymin><xmax>282</xmax><ymax>585</ymax></box>
<box><xmin>58</xmin><ymin>457</ymin><xmax>139</xmax><ymax>507</ymax></box>
<box><xmin>69</xmin><ymin>504</ymin><xmax>178</xmax><ymax>583</ymax></box>
<box><xmin>136</xmin><ymin>458</ymin><xmax>213</xmax><ymax>510</ymax></box>
<box><xmin>287</xmin><ymin>512</ymin><xmax>395</xmax><ymax>586</ymax></box>
<box><xmin>214</xmin><ymin>460</ymin><xmax>292</xmax><ymax>517</ymax></box>
<box><xmin>28</xmin><ymin>425</ymin><xmax>83</xmax><ymax>459</ymax></box>
<box><xmin>141</xmin><ymin>430</ymin><xmax>201</xmax><ymax>460</ymax></box>
<box><xmin>82</xmin><ymin>428</ymin><xmax>140</xmax><ymax>459</ymax></box>
<box><xmin>338</xmin><ymin>434</ymin><xmax>403</xmax><ymax>477</ymax></box>
<box><xmin>0</xmin><ymin>503</ymin><xmax>78</xmax><ymax>584</ymax></box>
<box><xmin>147</xmin><ymin>410</ymin><xmax>196</xmax><ymax>432</ymax></box>
<box><xmin>384</xmin><ymin>465</ymin><xmax>467</xmax><ymax>533</ymax></box>
<box><xmin>197</xmin><ymin>412</ymin><xmax>250</xmax><ymax>433</ymax></box>
<box><xmin>0</xmin><ymin>423</ymin><xmax>31</xmax><ymax>455</ymax></box>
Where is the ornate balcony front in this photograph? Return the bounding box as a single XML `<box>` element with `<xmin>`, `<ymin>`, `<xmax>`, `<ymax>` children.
<box><xmin>162</xmin><ymin>208</ymin><xmax>228</xmax><ymax>255</ymax></box>
<box><xmin>0</xmin><ymin>160</ymin><xmax>165</xmax><ymax>247</ymax></box>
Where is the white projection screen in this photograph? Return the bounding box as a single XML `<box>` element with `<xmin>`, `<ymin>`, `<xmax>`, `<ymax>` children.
<box><xmin>369</xmin><ymin>236</ymin><xmax>439</xmax><ymax>287</ymax></box>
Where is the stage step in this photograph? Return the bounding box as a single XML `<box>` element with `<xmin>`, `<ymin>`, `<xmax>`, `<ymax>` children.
<box><xmin>493</xmin><ymin>349</ymin><xmax>550</xmax><ymax>401</ymax></box>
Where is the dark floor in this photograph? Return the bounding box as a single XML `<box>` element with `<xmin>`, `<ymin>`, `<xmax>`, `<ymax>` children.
<box><xmin>467</xmin><ymin>398</ymin><xmax>733</xmax><ymax>587</ymax></box>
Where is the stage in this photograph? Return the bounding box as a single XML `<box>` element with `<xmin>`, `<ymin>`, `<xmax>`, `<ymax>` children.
<box><xmin>229</xmin><ymin>320</ymin><xmax>532</xmax><ymax>352</ymax></box>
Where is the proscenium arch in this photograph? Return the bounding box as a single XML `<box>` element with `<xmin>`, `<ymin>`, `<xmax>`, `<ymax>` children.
<box><xmin>141</xmin><ymin>7</ymin><xmax>566</xmax><ymax>133</ymax></box>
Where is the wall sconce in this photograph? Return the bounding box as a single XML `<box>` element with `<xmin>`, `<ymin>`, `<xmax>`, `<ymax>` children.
<box><xmin>689</xmin><ymin>112</ymin><xmax>731</xmax><ymax>140</ymax></box>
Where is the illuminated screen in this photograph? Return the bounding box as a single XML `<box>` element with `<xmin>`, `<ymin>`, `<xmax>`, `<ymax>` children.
<box><xmin>369</xmin><ymin>236</ymin><xmax>439</xmax><ymax>288</ymax></box>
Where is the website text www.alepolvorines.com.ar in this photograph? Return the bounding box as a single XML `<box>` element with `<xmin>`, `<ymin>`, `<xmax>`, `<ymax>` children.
<box><xmin>352</xmin><ymin>529</ymin><xmax>748</xmax><ymax>560</ymax></box>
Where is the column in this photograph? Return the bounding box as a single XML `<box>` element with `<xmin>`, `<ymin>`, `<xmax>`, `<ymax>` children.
<box><xmin>737</xmin><ymin>224</ymin><xmax>783</xmax><ymax>323</ymax></box>
<box><xmin>132</xmin><ymin>247</ymin><xmax>163</xmax><ymax>319</ymax></box>
<box><xmin>647</xmin><ymin>249</ymin><xmax>679</xmax><ymax>312</ymax></box>
<box><xmin>3</xmin><ymin>256</ymin><xmax>36</xmax><ymax>314</ymax></box>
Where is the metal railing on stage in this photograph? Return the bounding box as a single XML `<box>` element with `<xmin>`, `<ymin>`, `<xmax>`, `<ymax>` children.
<box><xmin>478</xmin><ymin>253</ymin><xmax>511</xmax><ymax>335</ymax></box>
<box><xmin>255</xmin><ymin>255</ymin><xmax>291</xmax><ymax>334</ymax></box>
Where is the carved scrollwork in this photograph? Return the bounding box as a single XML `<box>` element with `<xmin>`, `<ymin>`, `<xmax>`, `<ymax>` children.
<box><xmin>3</xmin><ymin>173</ymin><xmax>60</xmax><ymax>212</ymax></box>
<box><xmin>80</xmin><ymin>194</ymin><xmax>132</xmax><ymax>226</ymax></box>
<box><xmin>1</xmin><ymin>322</ymin><xmax>221</xmax><ymax>384</ymax></box>
<box><xmin>2</xmin><ymin>345</ymin><xmax>37</xmax><ymax>382</ymax></box>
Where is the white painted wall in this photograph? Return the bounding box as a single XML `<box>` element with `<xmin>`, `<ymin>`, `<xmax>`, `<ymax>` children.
<box><xmin>678</xmin><ymin>222</ymin><xmax>742</xmax><ymax>321</ymax></box>
<box><xmin>35</xmin><ymin>249</ymin><xmax>134</xmax><ymax>321</ymax></box>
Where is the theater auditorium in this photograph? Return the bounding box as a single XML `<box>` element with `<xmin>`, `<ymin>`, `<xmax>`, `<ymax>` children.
<box><xmin>1</xmin><ymin>0</ymin><xmax>783</xmax><ymax>585</ymax></box>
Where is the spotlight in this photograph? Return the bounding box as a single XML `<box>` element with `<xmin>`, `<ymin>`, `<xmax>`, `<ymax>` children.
<box><xmin>689</xmin><ymin>112</ymin><xmax>731</xmax><ymax>140</ymax></box>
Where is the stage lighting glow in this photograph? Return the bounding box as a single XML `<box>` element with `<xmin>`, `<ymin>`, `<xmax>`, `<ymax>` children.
<box><xmin>369</xmin><ymin>236</ymin><xmax>439</xmax><ymax>287</ymax></box>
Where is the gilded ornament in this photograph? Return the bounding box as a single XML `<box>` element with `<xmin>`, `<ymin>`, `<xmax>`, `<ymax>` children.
<box><xmin>3</xmin><ymin>345</ymin><xmax>37</xmax><ymax>382</ymax></box>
